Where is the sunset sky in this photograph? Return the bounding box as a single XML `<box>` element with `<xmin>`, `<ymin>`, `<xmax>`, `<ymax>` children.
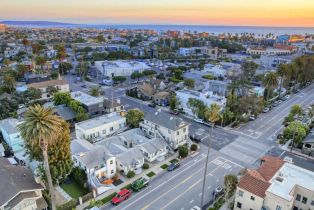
<box><xmin>1</xmin><ymin>0</ymin><xmax>314</xmax><ymax>27</ymax></box>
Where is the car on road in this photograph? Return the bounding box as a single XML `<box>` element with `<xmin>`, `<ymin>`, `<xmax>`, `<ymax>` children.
<box><xmin>190</xmin><ymin>206</ymin><xmax>201</xmax><ymax>210</ymax></box>
<box><xmin>272</xmin><ymin>101</ymin><xmax>279</xmax><ymax>107</ymax></box>
<box><xmin>131</xmin><ymin>177</ymin><xmax>149</xmax><ymax>192</ymax></box>
<box><xmin>148</xmin><ymin>103</ymin><xmax>156</xmax><ymax>108</ymax></box>
<box><xmin>214</xmin><ymin>186</ymin><xmax>224</xmax><ymax>198</ymax></box>
<box><xmin>167</xmin><ymin>162</ymin><xmax>180</xmax><ymax>171</ymax></box>
<box><xmin>169</xmin><ymin>110</ymin><xmax>179</xmax><ymax>115</ymax></box>
<box><xmin>111</xmin><ymin>189</ymin><xmax>132</xmax><ymax>205</ymax></box>
<box><xmin>284</xmin><ymin>94</ymin><xmax>290</xmax><ymax>100</ymax></box>
<box><xmin>194</xmin><ymin>118</ymin><xmax>204</xmax><ymax>124</ymax></box>
<box><xmin>263</xmin><ymin>107</ymin><xmax>270</xmax><ymax>113</ymax></box>
<box><xmin>248</xmin><ymin>115</ymin><xmax>256</xmax><ymax>121</ymax></box>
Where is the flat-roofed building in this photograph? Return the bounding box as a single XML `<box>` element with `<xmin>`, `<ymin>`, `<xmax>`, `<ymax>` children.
<box><xmin>71</xmin><ymin>91</ymin><xmax>104</xmax><ymax>116</ymax></box>
<box><xmin>75</xmin><ymin>112</ymin><xmax>126</xmax><ymax>143</ymax></box>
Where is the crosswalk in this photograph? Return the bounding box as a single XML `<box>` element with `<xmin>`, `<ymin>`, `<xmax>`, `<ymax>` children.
<box><xmin>219</xmin><ymin>136</ymin><xmax>270</xmax><ymax>166</ymax></box>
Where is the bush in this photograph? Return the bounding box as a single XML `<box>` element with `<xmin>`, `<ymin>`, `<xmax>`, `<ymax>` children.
<box><xmin>121</xmin><ymin>183</ymin><xmax>132</xmax><ymax>190</ymax></box>
<box><xmin>202</xmin><ymin>74</ymin><xmax>216</xmax><ymax>80</ymax></box>
<box><xmin>190</xmin><ymin>144</ymin><xmax>198</xmax><ymax>151</ymax></box>
<box><xmin>146</xmin><ymin>171</ymin><xmax>156</xmax><ymax>177</ymax></box>
<box><xmin>142</xmin><ymin>163</ymin><xmax>149</xmax><ymax>170</ymax></box>
<box><xmin>57</xmin><ymin>199</ymin><xmax>78</xmax><ymax>210</ymax></box>
<box><xmin>126</xmin><ymin>171</ymin><xmax>135</xmax><ymax>178</ymax></box>
<box><xmin>160</xmin><ymin>164</ymin><xmax>168</xmax><ymax>169</ymax></box>
<box><xmin>169</xmin><ymin>159</ymin><xmax>178</xmax><ymax>164</ymax></box>
<box><xmin>178</xmin><ymin>145</ymin><xmax>189</xmax><ymax>158</ymax></box>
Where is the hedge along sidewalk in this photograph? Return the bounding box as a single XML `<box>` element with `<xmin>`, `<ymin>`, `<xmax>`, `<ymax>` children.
<box><xmin>76</xmin><ymin>152</ymin><xmax>179</xmax><ymax>210</ymax></box>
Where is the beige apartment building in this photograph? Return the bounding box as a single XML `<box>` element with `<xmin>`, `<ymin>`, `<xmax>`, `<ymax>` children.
<box><xmin>234</xmin><ymin>156</ymin><xmax>314</xmax><ymax>210</ymax></box>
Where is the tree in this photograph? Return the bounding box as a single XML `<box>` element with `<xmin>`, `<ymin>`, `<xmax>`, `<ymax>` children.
<box><xmin>204</xmin><ymin>103</ymin><xmax>221</xmax><ymax>133</ymax></box>
<box><xmin>76</xmin><ymin>61</ymin><xmax>89</xmax><ymax>79</ymax></box>
<box><xmin>241</xmin><ymin>61</ymin><xmax>259</xmax><ymax>80</ymax></box>
<box><xmin>131</xmin><ymin>72</ymin><xmax>144</xmax><ymax>80</ymax></box>
<box><xmin>290</xmin><ymin>104</ymin><xmax>302</xmax><ymax>116</ymax></box>
<box><xmin>184</xmin><ymin>79</ymin><xmax>195</xmax><ymax>89</ymax></box>
<box><xmin>75</xmin><ymin>112</ymin><xmax>88</xmax><ymax>122</ymax></box>
<box><xmin>188</xmin><ymin>98</ymin><xmax>207</xmax><ymax>118</ymax></box>
<box><xmin>17</xmin><ymin>64</ymin><xmax>29</xmax><ymax>78</ymax></box>
<box><xmin>22</xmin><ymin>38</ymin><xmax>30</xmax><ymax>46</ymax></box>
<box><xmin>46</xmin><ymin>86</ymin><xmax>59</xmax><ymax>96</ymax></box>
<box><xmin>263</xmin><ymin>72</ymin><xmax>278</xmax><ymax>101</ymax></box>
<box><xmin>53</xmin><ymin>92</ymin><xmax>72</xmax><ymax>105</ymax></box>
<box><xmin>178</xmin><ymin>145</ymin><xmax>189</xmax><ymax>158</ymax></box>
<box><xmin>283</xmin><ymin>121</ymin><xmax>308</xmax><ymax>151</ymax></box>
<box><xmin>112</xmin><ymin>76</ymin><xmax>127</xmax><ymax>83</ymax></box>
<box><xmin>142</xmin><ymin>70</ymin><xmax>157</xmax><ymax>76</ymax></box>
<box><xmin>173</xmin><ymin>69</ymin><xmax>183</xmax><ymax>80</ymax></box>
<box><xmin>3</xmin><ymin>75</ymin><xmax>16</xmax><ymax>93</ymax></box>
<box><xmin>35</xmin><ymin>56</ymin><xmax>47</xmax><ymax>68</ymax></box>
<box><xmin>18</xmin><ymin>105</ymin><xmax>64</xmax><ymax>210</ymax></box>
<box><xmin>56</xmin><ymin>44</ymin><xmax>67</xmax><ymax>62</ymax></box>
<box><xmin>50</xmin><ymin>71</ymin><xmax>59</xmax><ymax>80</ymax></box>
<box><xmin>58</xmin><ymin>62</ymin><xmax>72</xmax><ymax>75</ymax></box>
<box><xmin>224</xmin><ymin>174</ymin><xmax>238</xmax><ymax>203</ymax></box>
<box><xmin>169</xmin><ymin>95</ymin><xmax>177</xmax><ymax>111</ymax></box>
<box><xmin>277</xmin><ymin>64</ymin><xmax>290</xmax><ymax>98</ymax></box>
<box><xmin>26</xmin><ymin>121</ymin><xmax>72</xmax><ymax>184</ymax></box>
<box><xmin>23</xmin><ymin>87</ymin><xmax>42</xmax><ymax>101</ymax></box>
<box><xmin>126</xmin><ymin>109</ymin><xmax>144</xmax><ymax>128</ymax></box>
<box><xmin>89</xmin><ymin>86</ymin><xmax>101</xmax><ymax>97</ymax></box>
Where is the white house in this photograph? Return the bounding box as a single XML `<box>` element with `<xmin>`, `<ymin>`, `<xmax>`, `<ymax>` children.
<box><xmin>0</xmin><ymin>118</ymin><xmax>24</xmax><ymax>153</ymax></box>
<box><xmin>75</xmin><ymin>112</ymin><xmax>126</xmax><ymax>143</ymax></box>
<box><xmin>95</xmin><ymin>60</ymin><xmax>150</xmax><ymax>78</ymax></box>
<box><xmin>139</xmin><ymin>111</ymin><xmax>190</xmax><ymax>150</ymax></box>
<box><xmin>203</xmin><ymin>64</ymin><xmax>227</xmax><ymax>78</ymax></box>
<box><xmin>175</xmin><ymin>89</ymin><xmax>226</xmax><ymax>117</ymax></box>
<box><xmin>71</xmin><ymin>139</ymin><xmax>116</xmax><ymax>195</ymax></box>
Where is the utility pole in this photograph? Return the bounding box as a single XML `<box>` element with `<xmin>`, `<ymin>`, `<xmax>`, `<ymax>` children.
<box><xmin>201</xmin><ymin>134</ymin><xmax>211</xmax><ymax>209</ymax></box>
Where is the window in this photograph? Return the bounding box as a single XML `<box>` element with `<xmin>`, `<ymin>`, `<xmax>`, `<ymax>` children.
<box><xmin>102</xmin><ymin>129</ymin><xmax>106</xmax><ymax>134</ymax></box>
<box><xmin>302</xmin><ymin>196</ymin><xmax>308</xmax><ymax>204</ymax></box>
<box><xmin>236</xmin><ymin>202</ymin><xmax>242</xmax><ymax>209</ymax></box>
<box><xmin>110</xmin><ymin>127</ymin><xmax>114</xmax><ymax>131</ymax></box>
<box><xmin>183</xmin><ymin>128</ymin><xmax>186</xmax><ymax>132</ymax></box>
<box><xmin>177</xmin><ymin>131</ymin><xmax>179</xmax><ymax>136</ymax></box>
<box><xmin>110</xmin><ymin>160</ymin><xmax>113</xmax><ymax>164</ymax></box>
<box><xmin>296</xmin><ymin>194</ymin><xmax>301</xmax><ymax>201</ymax></box>
<box><xmin>168</xmin><ymin>129</ymin><xmax>171</xmax><ymax>134</ymax></box>
<box><xmin>238</xmin><ymin>190</ymin><xmax>244</xmax><ymax>197</ymax></box>
<box><xmin>293</xmin><ymin>207</ymin><xmax>298</xmax><ymax>210</ymax></box>
<box><xmin>311</xmin><ymin>200</ymin><xmax>314</xmax><ymax>206</ymax></box>
<box><xmin>250</xmin><ymin>196</ymin><xmax>255</xmax><ymax>201</ymax></box>
<box><xmin>111</xmin><ymin>170</ymin><xmax>114</xmax><ymax>174</ymax></box>
<box><xmin>276</xmin><ymin>205</ymin><xmax>282</xmax><ymax>210</ymax></box>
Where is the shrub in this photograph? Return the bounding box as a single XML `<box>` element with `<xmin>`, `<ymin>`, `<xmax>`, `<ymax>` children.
<box><xmin>169</xmin><ymin>159</ymin><xmax>178</xmax><ymax>164</ymax></box>
<box><xmin>202</xmin><ymin>74</ymin><xmax>216</xmax><ymax>80</ymax></box>
<box><xmin>160</xmin><ymin>164</ymin><xmax>168</xmax><ymax>169</ymax></box>
<box><xmin>126</xmin><ymin>171</ymin><xmax>135</xmax><ymax>178</ymax></box>
<box><xmin>121</xmin><ymin>183</ymin><xmax>132</xmax><ymax>190</ymax></box>
<box><xmin>190</xmin><ymin>144</ymin><xmax>198</xmax><ymax>151</ymax></box>
<box><xmin>142</xmin><ymin>163</ymin><xmax>149</xmax><ymax>170</ymax></box>
<box><xmin>146</xmin><ymin>171</ymin><xmax>156</xmax><ymax>177</ymax></box>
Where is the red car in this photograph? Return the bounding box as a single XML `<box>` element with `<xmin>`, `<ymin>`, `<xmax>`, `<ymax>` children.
<box><xmin>111</xmin><ymin>189</ymin><xmax>132</xmax><ymax>205</ymax></box>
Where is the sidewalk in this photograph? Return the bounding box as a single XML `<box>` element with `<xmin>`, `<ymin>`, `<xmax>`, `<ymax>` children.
<box><xmin>76</xmin><ymin>152</ymin><xmax>179</xmax><ymax>210</ymax></box>
<box><xmin>280</xmin><ymin>140</ymin><xmax>314</xmax><ymax>161</ymax></box>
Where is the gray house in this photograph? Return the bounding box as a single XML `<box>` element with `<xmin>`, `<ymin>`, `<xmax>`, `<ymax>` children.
<box><xmin>71</xmin><ymin>91</ymin><xmax>105</xmax><ymax>117</ymax></box>
<box><xmin>302</xmin><ymin>130</ymin><xmax>314</xmax><ymax>156</ymax></box>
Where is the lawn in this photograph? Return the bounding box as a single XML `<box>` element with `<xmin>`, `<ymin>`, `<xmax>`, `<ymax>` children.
<box><xmin>60</xmin><ymin>181</ymin><xmax>89</xmax><ymax>199</ymax></box>
<box><xmin>160</xmin><ymin>164</ymin><xmax>168</xmax><ymax>170</ymax></box>
<box><xmin>146</xmin><ymin>171</ymin><xmax>156</xmax><ymax>177</ymax></box>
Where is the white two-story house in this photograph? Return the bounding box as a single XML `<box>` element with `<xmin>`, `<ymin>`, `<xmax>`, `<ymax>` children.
<box><xmin>75</xmin><ymin>112</ymin><xmax>126</xmax><ymax>143</ymax></box>
<box><xmin>139</xmin><ymin>111</ymin><xmax>190</xmax><ymax>150</ymax></box>
<box><xmin>71</xmin><ymin>139</ymin><xmax>117</xmax><ymax>195</ymax></box>
<box><xmin>0</xmin><ymin>118</ymin><xmax>24</xmax><ymax>153</ymax></box>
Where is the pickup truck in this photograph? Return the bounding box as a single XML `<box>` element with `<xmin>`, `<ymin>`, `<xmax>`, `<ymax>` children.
<box><xmin>131</xmin><ymin>177</ymin><xmax>149</xmax><ymax>192</ymax></box>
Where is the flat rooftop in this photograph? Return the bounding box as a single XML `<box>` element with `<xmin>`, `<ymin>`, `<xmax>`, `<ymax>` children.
<box><xmin>71</xmin><ymin>91</ymin><xmax>103</xmax><ymax>106</ymax></box>
<box><xmin>76</xmin><ymin>112</ymin><xmax>125</xmax><ymax>130</ymax></box>
<box><xmin>267</xmin><ymin>163</ymin><xmax>314</xmax><ymax>201</ymax></box>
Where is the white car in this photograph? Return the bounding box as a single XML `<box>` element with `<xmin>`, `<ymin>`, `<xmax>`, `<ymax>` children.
<box><xmin>284</xmin><ymin>94</ymin><xmax>290</xmax><ymax>99</ymax></box>
<box><xmin>190</xmin><ymin>206</ymin><xmax>201</xmax><ymax>210</ymax></box>
<box><xmin>194</xmin><ymin>118</ymin><xmax>204</xmax><ymax>124</ymax></box>
<box><xmin>263</xmin><ymin>107</ymin><xmax>270</xmax><ymax>113</ymax></box>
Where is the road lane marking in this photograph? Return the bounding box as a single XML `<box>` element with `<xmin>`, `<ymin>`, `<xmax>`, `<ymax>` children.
<box><xmin>118</xmin><ymin>155</ymin><xmax>211</xmax><ymax>210</ymax></box>
<box><xmin>143</xmin><ymin>161</ymin><xmax>227</xmax><ymax>210</ymax></box>
<box><xmin>189</xmin><ymin>200</ymin><xmax>194</xmax><ymax>204</ymax></box>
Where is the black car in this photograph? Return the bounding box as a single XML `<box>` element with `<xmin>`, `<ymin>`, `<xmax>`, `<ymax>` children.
<box><xmin>148</xmin><ymin>103</ymin><xmax>156</xmax><ymax>108</ymax></box>
<box><xmin>167</xmin><ymin>162</ymin><xmax>180</xmax><ymax>171</ymax></box>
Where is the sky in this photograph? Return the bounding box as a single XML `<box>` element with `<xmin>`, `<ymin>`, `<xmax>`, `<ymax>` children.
<box><xmin>1</xmin><ymin>0</ymin><xmax>314</xmax><ymax>27</ymax></box>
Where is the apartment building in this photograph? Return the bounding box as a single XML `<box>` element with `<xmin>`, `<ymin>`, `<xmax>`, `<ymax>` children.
<box><xmin>234</xmin><ymin>156</ymin><xmax>314</xmax><ymax>210</ymax></box>
<box><xmin>75</xmin><ymin>112</ymin><xmax>126</xmax><ymax>143</ymax></box>
<box><xmin>139</xmin><ymin>111</ymin><xmax>189</xmax><ymax>150</ymax></box>
<box><xmin>71</xmin><ymin>91</ymin><xmax>104</xmax><ymax>117</ymax></box>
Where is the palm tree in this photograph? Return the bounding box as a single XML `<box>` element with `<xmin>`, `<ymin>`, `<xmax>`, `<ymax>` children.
<box><xmin>18</xmin><ymin>105</ymin><xmax>64</xmax><ymax>210</ymax></box>
<box><xmin>201</xmin><ymin>103</ymin><xmax>221</xmax><ymax>208</ymax></box>
<box><xmin>89</xmin><ymin>86</ymin><xmax>101</xmax><ymax>97</ymax></box>
<box><xmin>277</xmin><ymin>64</ymin><xmax>289</xmax><ymax>98</ymax></box>
<box><xmin>263</xmin><ymin>72</ymin><xmax>278</xmax><ymax>102</ymax></box>
<box><xmin>3</xmin><ymin>74</ymin><xmax>16</xmax><ymax>93</ymax></box>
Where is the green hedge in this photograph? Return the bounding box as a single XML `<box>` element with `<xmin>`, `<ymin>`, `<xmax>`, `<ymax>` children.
<box><xmin>160</xmin><ymin>164</ymin><xmax>168</xmax><ymax>169</ymax></box>
<box><xmin>57</xmin><ymin>199</ymin><xmax>78</xmax><ymax>210</ymax></box>
<box><xmin>146</xmin><ymin>171</ymin><xmax>156</xmax><ymax>177</ymax></box>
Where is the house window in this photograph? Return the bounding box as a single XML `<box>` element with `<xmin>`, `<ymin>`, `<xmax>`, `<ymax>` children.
<box><xmin>293</xmin><ymin>207</ymin><xmax>298</xmax><ymax>210</ymax></box>
<box><xmin>102</xmin><ymin>129</ymin><xmax>106</xmax><ymax>134</ymax></box>
<box><xmin>296</xmin><ymin>194</ymin><xmax>301</xmax><ymax>201</ymax></box>
<box><xmin>302</xmin><ymin>196</ymin><xmax>307</xmax><ymax>204</ymax></box>
<box><xmin>111</xmin><ymin>170</ymin><xmax>114</xmax><ymax>174</ymax></box>
<box><xmin>236</xmin><ymin>202</ymin><xmax>242</xmax><ymax>209</ymax></box>
<box><xmin>238</xmin><ymin>190</ymin><xmax>244</xmax><ymax>197</ymax></box>
<box><xmin>311</xmin><ymin>200</ymin><xmax>314</xmax><ymax>206</ymax></box>
<box><xmin>177</xmin><ymin>131</ymin><xmax>179</xmax><ymax>135</ymax></box>
<box><xmin>168</xmin><ymin>129</ymin><xmax>171</xmax><ymax>134</ymax></box>
<box><xmin>276</xmin><ymin>205</ymin><xmax>282</xmax><ymax>210</ymax></box>
<box><xmin>183</xmin><ymin>128</ymin><xmax>186</xmax><ymax>132</ymax></box>
<box><xmin>110</xmin><ymin>127</ymin><xmax>114</xmax><ymax>131</ymax></box>
<box><xmin>110</xmin><ymin>160</ymin><xmax>113</xmax><ymax>164</ymax></box>
<box><xmin>250</xmin><ymin>196</ymin><xmax>255</xmax><ymax>201</ymax></box>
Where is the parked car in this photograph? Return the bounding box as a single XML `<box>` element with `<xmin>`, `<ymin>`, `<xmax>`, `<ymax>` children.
<box><xmin>248</xmin><ymin>115</ymin><xmax>256</xmax><ymax>121</ymax></box>
<box><xmin>169</xmin><ymin>110</ymin><xmax>179</xmax><ymax>115</ymax></box>
<box><xmin>284</xmin><ymin>94</ymin><xmax>290</xmax><ymax>100</ymax></box>
<box><xmin>167</xmin><ymin>162</ymin><xmax>180</xmax><ymax>171</ymax></box>
<box><xmin>190</xmin><ymin>206</ymin><xmax>201</xmax><ymax>210</ymax></box>
<box><xmin>214</xmin><ymin>185</ymin><xmax>224</xmax><ymax>197</ymax></box>
<box><xmin>148</xmin><ymin>103</ymin><xmax>156</xmax><ymax>108</ymax></box>
<box><xmin>263</xmin><ymin>107</ymin><xmax>270</xmax><ymax>113</ymax></box>
<box><xmin>194</xmin><ymin>118</ymin><xmax>204</xmax><ymax>124</ymax></box>
<box><xmin>131</xmin><ymin>177</ymin><xmax>149</xmax><ymax>192</ymax></box>
<box><xmin>111</xmin><ymin>189</ymin><xmax>132</xmax><ymax>205</ymax></box>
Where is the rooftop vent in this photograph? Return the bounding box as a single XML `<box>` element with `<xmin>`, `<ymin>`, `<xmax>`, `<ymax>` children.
<box><xmin>275</xmin><ymin>176</ymin><xmax>284</xmax><ymax>183</ymax></box>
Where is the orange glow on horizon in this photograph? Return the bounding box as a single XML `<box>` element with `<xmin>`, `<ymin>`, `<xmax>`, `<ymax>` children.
<box><xmin>1</xmin><ymin>0</ymin><xmax>314</xmax><ymax>27</ymax></box>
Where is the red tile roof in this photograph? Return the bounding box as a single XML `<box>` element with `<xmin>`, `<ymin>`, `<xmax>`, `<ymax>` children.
<box><xmin>238</xmin><ymin>156</ymin><xmax>284</xmax><ymax>198</ymax></box>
